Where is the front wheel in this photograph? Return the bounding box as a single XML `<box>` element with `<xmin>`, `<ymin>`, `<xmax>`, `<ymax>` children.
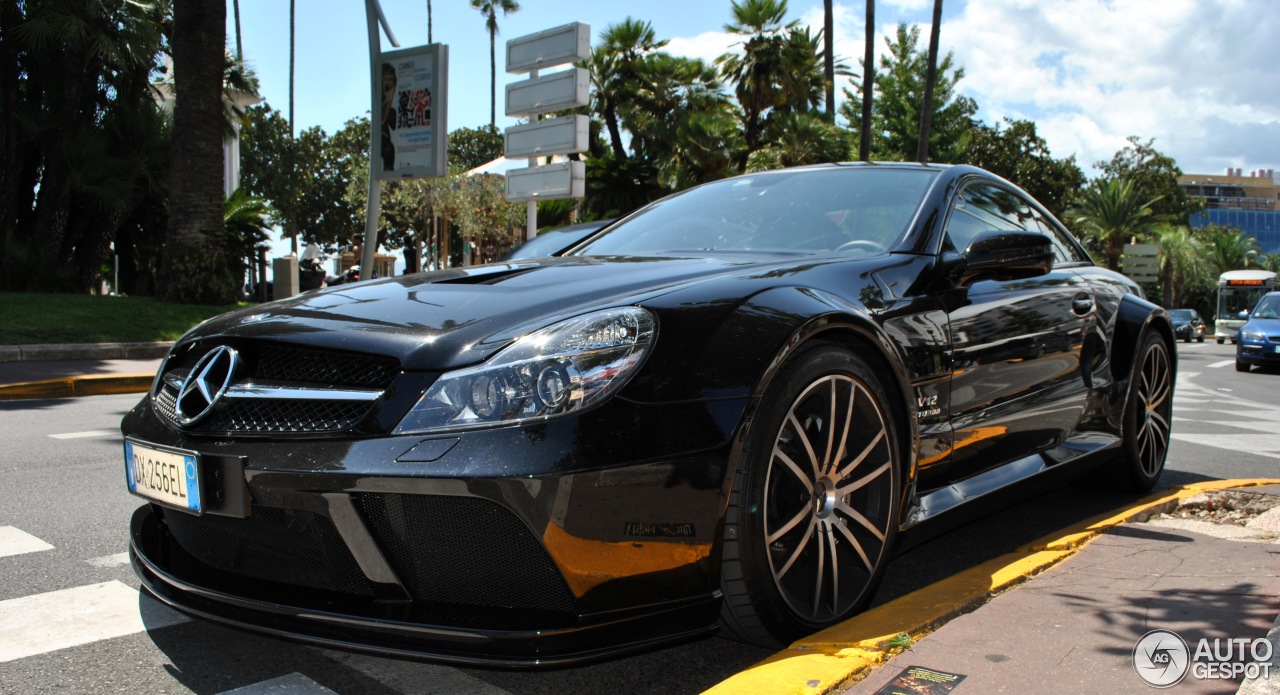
<box><xmin>1217</xmin><ymin>338</ymin><xmax>1225</xmax><ymax>344</ymax></box>
<box><xmin>1237</xmin><ymin>360</ymin><xmax>1251</xmax><ymax>372</ymax></box>
<box><xmin>720</xmin><ymin>343</ymin><xmax>900</xmax><ymax>646</ymax></box>
<box><xmin>1109</xmin><ymin>332</ymin><xmax>1174</xmax><ymax>492</ymax></box>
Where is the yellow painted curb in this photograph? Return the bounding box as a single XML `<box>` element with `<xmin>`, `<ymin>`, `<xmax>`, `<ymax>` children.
<box><xmin>0</xmin><ymin>374</ymin><xmax>153</xmax><ymax>401</ymax></box>
<box><xmin>704</xmin><ymin>478</ymin><xmax>1280</xmax><ymax>695</ymax></box>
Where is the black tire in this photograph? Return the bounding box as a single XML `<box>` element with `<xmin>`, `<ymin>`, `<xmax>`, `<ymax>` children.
<box><xmin>1217</xmin><ymin>338</ymin><xmax>1225</xmax><ymax>344</ymax></box>
<box><xmin>1109</xmin><ymin>331</ymin><xmax>1174</xmax><ymax>492</ymax></box>
<box><xmin>720</xmin><ymin>342</ymin><xmax>900</xmax><ymax>647</ymax></box>
<box><xmin>1197</xmin><ymin>336</ymin><xmax>1205</xmax><ymax>343</ymax></box>
<box><xmin>1237</xmin><ymin>360</ymin><xmax>1251</xmax><ymax>372</ymax></box>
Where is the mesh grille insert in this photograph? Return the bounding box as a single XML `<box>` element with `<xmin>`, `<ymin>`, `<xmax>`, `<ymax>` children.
<box><xmin>356</xmin><ymin>494</ymin><xmax>577</xmax><ymax>614</ymax></box>
<box><xmin>161</xmin><ymin>506</ymin><xmax>375</xmax><ymax>597</ymax></box>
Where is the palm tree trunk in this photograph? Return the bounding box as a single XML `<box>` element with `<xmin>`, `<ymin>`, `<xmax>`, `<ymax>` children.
<box><xmin>427</xmin><ymin>0</ymin><xmax>433</xmax><ymax>43</ymax></box>
<box><xmin>288</xmin><ymin>0</ymin><xmax>298</xmax><ymax>254</ymax></box>
<box><xmin>233</xmin><ymin>0</ymin><xmax>243</xmax><ymax>59</ymax></box>
<box><xmin>488</xmin><ymin>20</ymin><xmax>497</xmax><ymax>128</ymax></box>
<box><xmin>158</xmin><ymin>0</ymin><xmax>235</xmax><ymax>304</ymax></box>
<box><xmin>859</xmin><ymin>0</ymin><xmax>874</xmax><ymax>161</ymax></box>
<box><xmin>823</xmin><ymin>0</ymin><xmax>834</xmax><ymax>120</ymax></box>
<box><xmin>916</xmin><ymin>0</ymin><xmax>942</xmax><ymax>164</ymax></box>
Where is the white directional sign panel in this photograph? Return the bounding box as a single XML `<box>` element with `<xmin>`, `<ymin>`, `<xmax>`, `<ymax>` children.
<box><xmin>506</xmin><ymin>22</ymin><xmax>591</xmax><ymax>74</ymax></box>
<box><xmin>505</xmin><ymin>115</ymin><xmax>589</xmax><ymax>159</ymax></box>
<box><xmin>505</xmin><ymin>68</ymin><xmax>589</xmax><ymax>117</ymax></box>
<box><xmin>506</xmin><ymin>160</ymin><xmax>586</xmax><ymax>202</ymax></box>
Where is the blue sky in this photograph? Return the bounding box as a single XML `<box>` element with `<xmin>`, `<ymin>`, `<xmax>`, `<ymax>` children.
<box><xmin>228</xmin><ymin>0</ymin><xmax>1280</xmax><ymax>178</ymax></box>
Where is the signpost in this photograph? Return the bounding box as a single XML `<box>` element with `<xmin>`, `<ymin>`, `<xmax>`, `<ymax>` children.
<box><xmin>503</xmin><ymin>22</ymin><xmax>591</xmax><ymax>242</ymax></box>
<box><xmin>1122</xmin><ymin>243</ymin><xmax>1161</xmax><ymax>284</ymax></box>
<box><xmin>362</xmin><ymin>0</ymin><xmax>449</xmax><ymax>282</ymax></box>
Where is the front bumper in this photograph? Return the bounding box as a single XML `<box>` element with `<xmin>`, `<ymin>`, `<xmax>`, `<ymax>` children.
<box><xmin>1237</xmin><ymin>340</ymin><xmax>1280</xmax><ymax>368</ymax></box>
<box><xmin>123</xmin><ymin>393</ymin><xmax>745</xmax><ymax>665</ymax></box>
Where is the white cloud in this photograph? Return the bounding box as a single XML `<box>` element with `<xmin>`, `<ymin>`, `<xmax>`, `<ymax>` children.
<box><xmin>945</xmin><ymin>0</ymin><xmax>1280</xmax><ymax>174</ymax></box>
<box><xmin>665</xmin><ymin>31</ymin><xmax>739</xmax><ymax>65</ymax></box>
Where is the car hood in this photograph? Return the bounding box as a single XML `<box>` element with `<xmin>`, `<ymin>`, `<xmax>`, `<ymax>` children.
<box><xmin>1243</xmin><ymin>316</ymin><xmax>1280</xmax><ymax>335</ymax></box>
<box><xmin>181</xmin><ymin>255</ymin><xmax>796</xmax><ymax>370</ymax></box>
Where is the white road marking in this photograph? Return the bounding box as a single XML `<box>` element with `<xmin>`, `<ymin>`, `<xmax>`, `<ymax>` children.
<box><xmin>47</xmin><ymin>430</ymin><xmax>117</xmax><ymax>440</ymax></box>
<box><xmin>1171</xmin><ymin>433</ymin><xmax>1280</xmax><ymax>459</ymax></box>
<box><xmin>0</xmin><ymin>526</ymin><xmax>54</xmax><ymax>558</ymax></box>
<box><xmin>86</xmin><ymin>552</ymin><xmax>131</xmax><ymax>568</ymax></box>
<box><xmin>0</xmin><ymin>580</ymin><xmax>188</xmax><ymax>662</ymax></box>
<box><xmin>216</xmin><ymin>673</ymin><xmax>339</xmax><ymax>695</ymax></box>
<box><xmin>1207</xmin><ymin>360</ymin><xmax>1235</xmax><ymax>368</ymax></box>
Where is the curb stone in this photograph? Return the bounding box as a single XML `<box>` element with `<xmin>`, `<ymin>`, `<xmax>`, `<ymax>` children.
<box><xmin>703</xmin><ymin>478</ymin><xmax>1280</xmax><ymax>695</ymax></box>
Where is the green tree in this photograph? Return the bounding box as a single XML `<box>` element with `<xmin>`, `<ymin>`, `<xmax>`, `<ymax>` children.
<box><xmin>449</xmin><ymin>124</ymin><xmax>503</xmax><ymax>171</ymax></box>
<box><xmin>159</xmin><ymin>0</ymin><xmax>235</xmax><ymax>303</ymax></box>
<box><xmin>965</xmin><ymin>119</ymin><xmax>1084</xmax><ymax>217</ymax></box>
<box><xmin>1096</xmin><ymin>137</ymin><xmax>1196</xmax><ymax>223</ymax></box>
<box><xmin>470</xmin><ymin>0</ymin><xmax>520</xmax><ymax>129</ymax></box>
<box><xmin>746</xmin><ymin>112</ymin><xmax>849</xmax><ymax>171</ymax></box>
<box><xmin>841</xmin><ymin>22</ymin><xmax>976</xmax><ymax>163</ymax></box>
<box><xmin>1065</xmin><ymin>178</ymin><xmax>1161</xmax><ymax>271</ymax></box>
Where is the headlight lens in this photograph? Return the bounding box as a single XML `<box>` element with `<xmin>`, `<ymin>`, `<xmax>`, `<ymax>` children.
<box><xmin>394</xmin><ymin>307</ymin><xmax>656</xmax><ymax>434</ymax></box>
<box><xmin>1242</xmin><ymin>329</ymin><xmax>1267</xmax><ymax>341</ymax></box>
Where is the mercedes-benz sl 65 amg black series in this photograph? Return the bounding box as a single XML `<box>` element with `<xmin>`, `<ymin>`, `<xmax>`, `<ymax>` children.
<box><xmin>122</xmin><ymin>163</ymin><xmax>1175</xmax><ymax>666</ymax></box>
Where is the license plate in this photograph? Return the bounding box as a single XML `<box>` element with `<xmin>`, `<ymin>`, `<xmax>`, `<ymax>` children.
<box><xmin>1274</xmin><ymin>346</ymin><xmax>1280</xmax><ymax>354</ymax></box>
<box><xmin>124</xmin><ymin>440</ymin><xmax>202</xmax><ymax>514</ymax></box>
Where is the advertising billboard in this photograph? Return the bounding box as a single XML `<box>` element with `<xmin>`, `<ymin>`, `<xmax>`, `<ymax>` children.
<box><xmin>375</xmin><ymin>43</ymin><xmax>448</xmax><ymax>180</ymax></box>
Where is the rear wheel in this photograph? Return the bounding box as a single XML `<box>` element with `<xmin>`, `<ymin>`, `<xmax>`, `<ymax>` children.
<box><xmin>1110</xmin><ymin>332</ymin><xmax>1174</xmax><ymax>492</ymax></box>
<box><xmin>720</xmin><ymin>343</ymin><xmax>900</xmax><ymax>646</ymax></box>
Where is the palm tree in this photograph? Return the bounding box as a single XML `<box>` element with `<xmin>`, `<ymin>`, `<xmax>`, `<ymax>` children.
<box><xmin>916</xmin><ymin>0</ymin><xmax>943</xmax><ymax>163</ymax></box>
<box><xmin>1154</xmin><ymin>225</ymin><xmax>1203</xmax><ymax>307</ymax></box>
<box><xmin>233</xmin><ymin>0</ymin><xmax>243</xmax><ymax>59</ymax></box>
<box><xmin>718</xmin><ymin>0</ymin><xmax>794</xmax><ymax>154</ymax></box>
<box><xmin>1065</xmin><ymin>178</ymin><xmax>1160</xmax><ymax>271</ymax></box>
<box><xmin>1204</xmin><ymin>225</ymin><xmax>1261</xmax><ymax>277</ymax></box>
<box><xmin>589</xmin><ymin>19</ymin><xmax>668</xmax><ymax>161</ymax></box>
<box><xmin>746</xmin><ymin>112</ymin><xmax>844</xmax><ymax>171</ymax></box>
<box><xmin>470</xmin><ymin>0</ymin><xmax>521</xmax><ymax>128</ymax></box>
<box><xmin>159</xmin><ymin>0</ymin><xmax>238</xmax><ymax>303</ymax></box>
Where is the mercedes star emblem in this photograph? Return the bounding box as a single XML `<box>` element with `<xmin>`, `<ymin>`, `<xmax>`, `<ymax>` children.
<box><xmin>174</xmin><ymin>346</ymin><xmax>240</xmax><ymax>425</ymax></box>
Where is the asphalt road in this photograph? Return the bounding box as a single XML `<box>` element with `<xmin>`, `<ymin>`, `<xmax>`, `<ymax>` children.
<box><xmin>0</xmin><ymin>339</ymin><xmax>1274</xmax><ymax>695</ymax></box>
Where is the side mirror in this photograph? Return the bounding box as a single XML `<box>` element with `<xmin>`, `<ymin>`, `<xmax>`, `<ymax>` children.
<box><xmin>1239</xmin><ymin>310</ymin><xmax>1250</xmax><ymax>320</ymax></box>
<box><xmin>947</xmin><ymin>230</ymin><xmax>1054</xmax><ymax>286</ymax></box>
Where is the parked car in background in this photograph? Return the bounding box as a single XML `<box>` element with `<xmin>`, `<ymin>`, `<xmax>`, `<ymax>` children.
<box><xmin>498</xmin><ymin>219</ymin><xmax>614</xmax><ymax>261</ymax></box>
<box><xmin>122</xmin><ymin>163</ymin><xmax>1175</xmax><ymax>666</ymax></box>
<box><xmin>1169</xmin><ymin>308</ymin><xmax>1205</xmax><ymax>343</ymax></box>
<box><xmin>1236</xmin><ymin>292</ymin><xmax>1280</xmax><ymax>371</ymax></box>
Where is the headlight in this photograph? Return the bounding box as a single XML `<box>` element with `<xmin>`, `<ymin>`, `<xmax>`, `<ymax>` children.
<box><xmin>1241</xmin><ymin>329</ymin><xmax>1267</xmax><ymax>341</ymax></box>
<box><xmin>394</xmin><ymin>307</ymin><xmax>656</xmax><ymax>434</ymax></box>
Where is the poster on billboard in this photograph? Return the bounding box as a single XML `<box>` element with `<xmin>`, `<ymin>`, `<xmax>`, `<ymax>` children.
<box><xmin>375</xmin><ymin>43</ymin><xmax>448</xmax><ymax>180</ymax></box>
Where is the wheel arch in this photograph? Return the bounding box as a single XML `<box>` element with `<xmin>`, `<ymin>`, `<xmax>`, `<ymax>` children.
<box><xmin>1110</xmin><ymin>293</ymin><xmax>1177</xmax><ymax>389</ymax></box>
<box><xmin>721</xmin><ymin>286</ymin><xmax>920</xmax><ymax>512</ymax></box>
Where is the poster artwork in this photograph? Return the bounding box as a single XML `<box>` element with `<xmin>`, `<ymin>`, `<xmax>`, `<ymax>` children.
<box><xmin>380</xmin><ymin>56</ymin><xmax>435</xmax><ymax>173</ymax></box>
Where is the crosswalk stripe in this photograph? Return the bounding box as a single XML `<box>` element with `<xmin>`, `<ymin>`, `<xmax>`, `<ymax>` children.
<box><xmin>47</xmin><ymin>430</ymin><xmax>117</xmax><ymax>440</ymax></box>
<box><xmin>216</xmin><ymin>673</ymin><xmax>339</xmax><ymax>695</ymax></box>
<box><xmin>1171</xmin><ymin>433</ymin><xmax>1280</xmax><ymax>458</ymax></box>
<box><xmin>1207</xmin><ymin>360</ymin><xmax>1235</xmax><ymax>368</ymax></box>
<box><xmin>0</xmin><ymin>526</ymin><xmax>54</xmax><ymax>558</ymax></box>
<box><xmin>0</xmin><ymin>580</ymin><xmax>188</xmax><ymax>662</ymax></box>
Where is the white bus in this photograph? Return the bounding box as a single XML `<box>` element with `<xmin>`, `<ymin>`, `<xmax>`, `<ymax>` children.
<box><xmin>1216</xmin><ymin>269</ymin><xmax>1278</xmax><ymax>343</ymax></box>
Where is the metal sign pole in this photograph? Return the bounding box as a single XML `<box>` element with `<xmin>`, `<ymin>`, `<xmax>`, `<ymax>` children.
<box><xmin>526</xmin><ymin>67</ymin><xmax>538</xmax><ymax>242</ymax></box>
<box><xmin>362</xmin><ymin>0</ymin><xmax>400</xmax><ymax>283</ymax></box>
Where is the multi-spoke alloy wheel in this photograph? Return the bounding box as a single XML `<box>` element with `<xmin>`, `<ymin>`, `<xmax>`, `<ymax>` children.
<box><xmin>1113</xmin><ymin>331</ymin><xmax>1174</xmax><ymax>492</ymax></box>
<box><xmin>720</xmin><ymin>344</ymin><xmax>900</xmax><ymax>646</ymax></box>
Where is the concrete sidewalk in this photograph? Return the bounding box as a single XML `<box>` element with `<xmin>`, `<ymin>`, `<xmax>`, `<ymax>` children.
<box><xmin>709</xmin><ymin>481</ymin><xmax>1280</xmax><ymax>695</ymax></box>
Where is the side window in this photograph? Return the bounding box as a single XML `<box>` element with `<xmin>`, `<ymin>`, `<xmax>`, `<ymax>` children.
<box><xmin>1029</xmin><ymin>210</ymin><xmax>1090</xmax><ymax>265</ymax></box>
<box><xmin>944</xmin><ymin>183</ymin><xmax>1031</xmax><ymax>253</ymax></box>
<box><xmin>945</xmin><ymin>183</ymin><xmax>1087</xmax><ymax>266</ymax></box>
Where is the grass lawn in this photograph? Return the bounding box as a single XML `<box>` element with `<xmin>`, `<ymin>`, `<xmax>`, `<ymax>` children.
<box><xmin>1</xmin><ymin>292</ymin><xmax>246</xmax><ymax>345</ymax></box>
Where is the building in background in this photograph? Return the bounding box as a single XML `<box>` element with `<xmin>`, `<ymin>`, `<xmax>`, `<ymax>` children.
<box><xmin>1180</xmin><ymin>169</ymin><xmax>1280</xmax><ymax>252</ymax></box>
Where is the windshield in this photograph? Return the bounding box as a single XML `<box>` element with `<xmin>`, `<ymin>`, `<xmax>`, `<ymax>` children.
<box><xmin>574</xmin><ymin>167</ymin><xmax>938</xmax><ymax>257</ymax></box>
<box><xmin>1169</xmin><ymin>309</ymin><xmax>1194</xmax><ymax>321</ymax></box>
<box><xmin>1253</xmin><ymin>295</ymin><xmax>1280</xmax><ymax>319</ymax></box>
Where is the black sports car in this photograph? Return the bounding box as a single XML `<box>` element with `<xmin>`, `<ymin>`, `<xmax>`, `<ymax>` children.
<box><xmin>122</xmin><ymin>163</ymin><xmax>1175</xmax><ymax>666</ymax></box>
